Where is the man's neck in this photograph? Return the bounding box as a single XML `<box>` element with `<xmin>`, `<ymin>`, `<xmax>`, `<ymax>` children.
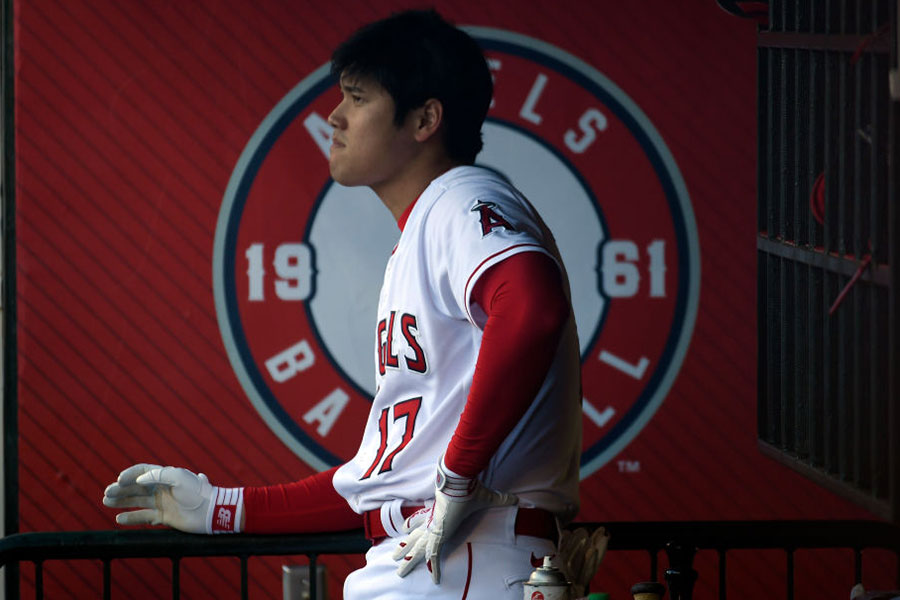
<box><xmin>373</xmin><ymin>154</ymin><xmax>460</xmax><ymax>222</ymax></box>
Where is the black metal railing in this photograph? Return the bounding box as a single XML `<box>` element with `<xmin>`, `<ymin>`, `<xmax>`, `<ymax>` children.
<box><xmin>0</xmin><ymin>528</ymin><xmax>370</xmax><ymax>600</ymax></box>
<box><xmin>757</xmin><ymin>0</ymin><xmax>900</xmax><ymax>521</ymax></box>
<box><xmin>1</xmin><ymin>520</ymin><xmax>898</xmax><ymax>600</ymax></box>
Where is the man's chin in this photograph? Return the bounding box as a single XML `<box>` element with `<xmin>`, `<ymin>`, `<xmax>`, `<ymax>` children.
<box><xmin>328</xmin><ymin>165</ymin><xmax>346</xmax><ymax>186</ymax></box>
<box><xmin>329</xmin><ymin>168</ymin><xmax>365</xmax><ymax>188</ymax></box>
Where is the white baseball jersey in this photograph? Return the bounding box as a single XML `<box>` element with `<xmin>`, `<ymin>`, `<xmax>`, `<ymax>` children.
<box><xmin>333</xmin><ymin>165</ymin><xmax>582</xmax><ymax>522</ymax></box>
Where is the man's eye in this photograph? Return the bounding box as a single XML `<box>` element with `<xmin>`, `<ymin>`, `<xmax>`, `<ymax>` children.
<box><xmin>352</xmin><ymin>95</ymin><xmax>364</xmax><ymax>104</ymax></box>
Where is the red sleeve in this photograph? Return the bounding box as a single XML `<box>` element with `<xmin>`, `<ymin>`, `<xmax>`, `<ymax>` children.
<box><xmin>442</xmin><ymin>251</ymin><xmax>570</xmax><ymax>478</ymax></box>
<box><xmin>242</xmin><ymin>466</ymin><xmax>362</xmax><ymax>533</ymax></box>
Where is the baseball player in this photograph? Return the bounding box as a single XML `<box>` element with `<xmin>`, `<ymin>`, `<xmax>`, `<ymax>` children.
<box><xmin>103</xmin><ymin>10</ymin><xmax>582</xmax><ymax>599</ymax></box>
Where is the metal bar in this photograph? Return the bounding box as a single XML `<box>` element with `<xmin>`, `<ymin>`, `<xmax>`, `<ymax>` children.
<box><xmin>868</xmin><ymin>33</ymin><xmax>886</xmax><ymax>503</ymax></box>
<box><xmin>860</xmin><ymin>10</ymin><xmax>887</xmax><ymax>261</ymax></box>
<box><xmin>649</xmin><ymin>548</ymin><xmax>658</xmax><ymax>582</ymax></box>
<box><xmin>759</xmin><ymin>45</ymin><xmax>769</xmax><ymax>234</ymax></box>
<box><xmin>852</xmin><ymin>279</ymin><xmax>865</xmax><ymax>490</ymax></box>
<box><xmin>795</xmin><ymin>263</ymin><xmax>808</xmax><ymax>458</ymax></box>
<box><xmin>758</xmin><ymin>32</ymin><xmax>892</xmax><ymax>53</ymax></box>
<box><xmin>809</xmin><ymin>264</ymin><xmax>822</xmax><ymax>465</ymax></box>
<box><xmin>848</xmin><ymin>6</ymin><xmax>865</xmax><ymax>491</ymax></box>
<box><xmin>35</xmin><ymin>560</ymin><xmax>42</xmax><ymax>600</ymax></box>
<box><xmin>824</xmin><ymin>269</ymin><xmax>837</xmax><ymax>473</ymax></box>
<box><xmin>768</xmin><ymin>254</ymin><xmax>782</xmax><ymax>443</ymax></box>
<box><xmin>0</xmin><ymin>531</ymin><xmax>371</xmax><ymax>565</ymax></box>
<box><xmin>892</xmin><ymin>0</ymin><xmax>900</xmax><ymax>100</ymax></box>
<box><xmin>795</xmin><ymin>47</ymin><xmax>809</xmax><ymax>247</ymax></box>
<box><xmin>792</xmin><ymin>3</ymin><xmax>810</xmax><ymax>460</ymax></box>
<box><xmin>774</xmin><ymin>47</ymin><xmax>784</xmax><ymax>239</ymax></box>
<box><xmin>810</xmin><ymin>47</ymin><xmax>823</xmax><ymax>248</ymax></box>
<box><xmin>101</xmin><ymin>558</ymin><xmax>112</xmax><ymax>600</ymax></box>
<box><xmin>786</xmin><ymin>549</ymin><xmax>795</xmax><ymax>600</ymax></box>
<box><xmin>798</xmin><ymin>44</ymin><xmax>822</xmax><ymax>247</ymax></box>
<box><xmin>718</xmin><ymin>549</ymin><xmax>727</xmax><ymax>600</ymax></box>
<box><xmin>874</xmin><ymin>287</ymin><xmax>888</xmax><ymax>500</ymax></box>
<box><xmin>825</xmin><ymin>0</ymin><xmax>838</xmax><ymax>34</ymax></box>
<box><xmin>872</xmin><ymin>51</ymin><xmax>886</xmax><ymax>262</ymax></box>
<box><xmin>808</xmin><ymin>32</ymin><xmax>824</xmax><ymax>464</ymax></box>
<box><xmin>790</xmin><ymin>41</ymin><xmax>800</xmax><ymax>245</ymax></box>
<box><xmin>240</xmin><ymin>556</ymin><xmax>248</xmax><ymax>600</ymax></box>
<box><xmin>172</xmin><ymin>557</ymin><xmax>180</xmax><ymax>600</ymax></box>
<box><xmin>853</xmin><ymin>51</ymin><xmax>867</xmax><ymax>260</ymax></box>
<box><xmin>758</xmin><ymin>250</ymin><xmax>769</xmax><ymax>440</ymax></box>
<box><xmin>838</xmin><ymin>47</ymin><xmax>849</xmax><ymax>257</ymax></box>
<box><xmin>756</xmin><ymin>237</ymin><xmax>890</xmax><ymax>284</ymax></box>
<box><xmin>782</xmin><ymin>32</ymin><xmax>809</xmax><ymax>456</ymax></box>
<box><xmin>838</xmin><ymin>0</ymin><xmax>848</xmax><ymax>35</ymax></box>
<box><xmin>0</xmin><ymin>524</ymin><xmax>898</xmax><ymax>577</ymax></box>
<box><xmin>781</xmin><ymin>258</ymin><xmax>795</xmax><ymax>448</ymax></box>
<box><xmin>824</xmin><ymin>46</ymin><xmax>835</xmax><ymax>254</ymax></box>
<box><xmin>103</xmin><ymin>558</ymin><xmax>111</xmax><ymax>600</ymax></box>
<box><xmin>780</xmin><ymin>46</ymin><xmax>790</xmax><ymax>241</ymax></box>
<box><xmin>874</xmin><ymin>50</ymin><xmax>889</xmax><ymax>265</ymax></box>
<box><xmin>854</xmin><ymin>548</ymin><xmax>862</xmax><ymax>584</ymax></box>
<box><xmin>792</xmin><ymin>0</ymin><xmax>804</xmax><ymax>33</ymax></box>
<box><xmin>859</xmin><ymin>0</ymin><xmax>872</xmax><ymax>34</ymax></box>
<box><xmin>811</xmin><ymin>0</ymin><xmax>822</xmax><ymax>33</ymax></box>
<box><xmin>782</xmin><ymin>44</ymin><xmax>793</xmax><ymax>242</ymax></box>
<box><xmin>837</xmin><ymin>272</ymin><xmax>849</xmax><ymax>481</ymax></box>
<box><xmin>758</xmin><ymin>26</ymin><xmax>774</xmax><ymax>445</ymax></box>
<box><xmin>863</xmin><ymin>280</ymin><xmax>874</xmax><ymax>494</ymax></box>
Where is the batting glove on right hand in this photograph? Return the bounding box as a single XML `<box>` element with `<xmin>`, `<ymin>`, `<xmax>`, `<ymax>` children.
<box><xmin>392</xmin><ymin>458</ymin><xmax>517</xmax><ymax>584</ymax></box>
<box><xmin>102</xmin><ymin>464</ymin><xmax>243</xmax><ymax>534</ymax></box>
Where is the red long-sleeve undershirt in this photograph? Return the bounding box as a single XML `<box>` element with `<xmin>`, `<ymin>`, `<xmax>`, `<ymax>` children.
<box><xmin>244</xmin><ymin>465</ymin><xmax>357</xmax><ymax>533</ymax></box>
<box><xmin>443</xmin><ymin>250</ymin><xmax>569</xmax><ymax>477</ymax></box>
<box><xmin>243</xmin><ymin>250</ymin><xmax>569</xmax><ymax>533</ymax></box>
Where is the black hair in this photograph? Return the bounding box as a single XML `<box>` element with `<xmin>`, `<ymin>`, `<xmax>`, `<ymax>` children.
<box><xmin>331</xmin><ymin>9</ymin><xmax>493</xmax><ymax>165</ymax></box>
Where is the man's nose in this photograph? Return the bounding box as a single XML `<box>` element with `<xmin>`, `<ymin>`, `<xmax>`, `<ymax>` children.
<box><xmin>327</xmin><ymin>103</ymin><xmax>345</xmax><ymax>128</ymax></box>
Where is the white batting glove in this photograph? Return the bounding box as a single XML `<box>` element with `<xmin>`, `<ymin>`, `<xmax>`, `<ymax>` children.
<box><xmin>392</xmin><ymin>457</ymin><xmax>517</xmax><ymax>584</ymax></box>
<box><xmin>102</xmin><ymin>463</ymin><xmax>243</xmax><ymax>534</ymax></box>
<box><xmin>557</xmin><ymin>526</ymin><xmax>610</xmax><ymax>597</ymax></box>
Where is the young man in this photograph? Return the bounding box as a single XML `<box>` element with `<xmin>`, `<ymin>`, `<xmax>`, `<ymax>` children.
<box><xmin>103</xmin><ymin>10</ymin><xmax>582</xmax><ymax>599</ymax></box>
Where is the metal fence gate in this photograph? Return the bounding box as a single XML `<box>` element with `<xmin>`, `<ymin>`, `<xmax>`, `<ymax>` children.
<box><xmin>757</xmin><ymin>0</ymin><xmax>900</xmax><ymax>521</ymax></box>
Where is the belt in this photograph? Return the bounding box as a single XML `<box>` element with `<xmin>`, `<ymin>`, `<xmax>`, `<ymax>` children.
<box><xmin>363</xmin><ymin>505</ymin><xmax>558</xmax><ymax>544</ymax></box>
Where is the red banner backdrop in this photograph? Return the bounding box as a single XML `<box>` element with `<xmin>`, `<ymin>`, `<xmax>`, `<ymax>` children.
<box><xmin>12</xmin><ymin>1</ymin><xmax>893</xmax><ymax>599</ymax></box>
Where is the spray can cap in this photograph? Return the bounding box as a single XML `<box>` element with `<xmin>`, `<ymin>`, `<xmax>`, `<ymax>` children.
<box><xmin>526</xmin><ymin>556</ymin><xmax>570</xmax><ymax>587</ymax></box>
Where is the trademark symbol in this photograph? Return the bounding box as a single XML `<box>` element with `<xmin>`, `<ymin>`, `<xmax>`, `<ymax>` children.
<box><xmin>617</xmin><ymin>460</ymin><xmax>641</xmax><ymax>473</ymax></box>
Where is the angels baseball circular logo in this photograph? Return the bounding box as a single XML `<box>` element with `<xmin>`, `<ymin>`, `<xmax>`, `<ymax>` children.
<box><xmin>214</xmin><ymin>28</ymin><xmax>699</xmax><ymax>478</ymax></box>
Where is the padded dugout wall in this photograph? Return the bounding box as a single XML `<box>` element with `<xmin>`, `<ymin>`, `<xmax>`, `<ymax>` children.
<box><xmin>6</xmin><ymin>1</ymin><xmax>895</xmax><ymax>599</ymax></box>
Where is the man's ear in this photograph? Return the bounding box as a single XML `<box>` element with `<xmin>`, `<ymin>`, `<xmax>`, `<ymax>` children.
<box><xmin>413</xmin><ymin>98</ymin><xmax>444</xmax><ymax>142</ymax></box>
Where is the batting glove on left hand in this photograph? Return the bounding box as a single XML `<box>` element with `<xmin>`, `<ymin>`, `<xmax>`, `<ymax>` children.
<box><xmin>392</xmin><ymin>458</ymin><xmax>517</xmax><ymax>584</ymax></box>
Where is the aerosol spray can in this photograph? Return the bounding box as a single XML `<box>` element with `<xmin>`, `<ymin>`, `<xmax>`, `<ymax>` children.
<box><xmin>524</xmin><ymin>556</ymin><xmax>571</xmax><ymax>600</ymax></box>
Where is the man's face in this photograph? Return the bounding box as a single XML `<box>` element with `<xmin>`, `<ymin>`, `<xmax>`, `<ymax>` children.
<box><xmin>327</xmin><ymin>74</ymin><xmax>419</xmax><ymax>190</ymax></box>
